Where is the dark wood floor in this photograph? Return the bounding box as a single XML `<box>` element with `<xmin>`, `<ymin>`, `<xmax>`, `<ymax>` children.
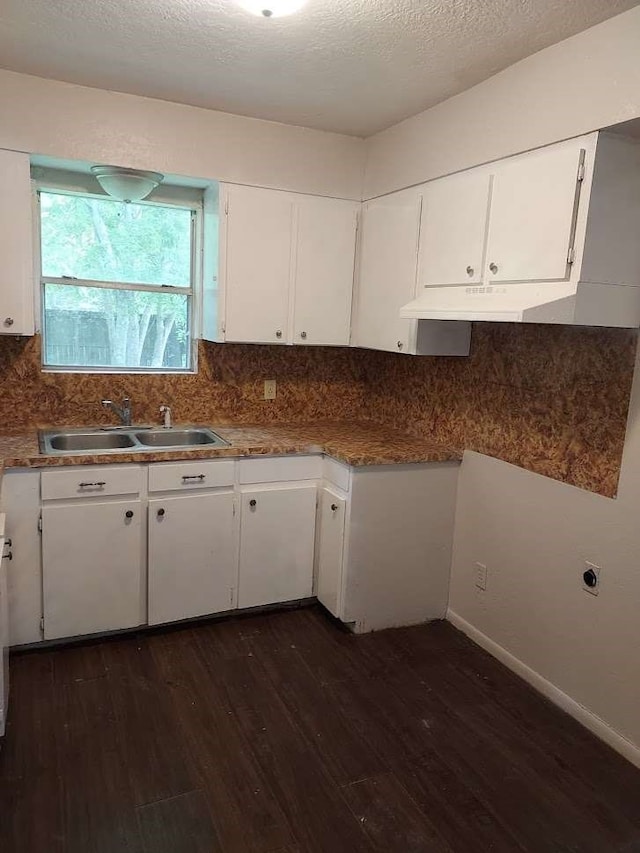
<box><xmin>1</xmin><ymin>605</ymin><xmax>640</xmax><ymax>853</ymax></box>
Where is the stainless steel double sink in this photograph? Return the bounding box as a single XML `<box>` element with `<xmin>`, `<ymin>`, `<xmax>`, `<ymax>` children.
<box><xmin>39</xmin><ymin>426</ymin><xmax>229</xmax><ymax>455</ymax></box>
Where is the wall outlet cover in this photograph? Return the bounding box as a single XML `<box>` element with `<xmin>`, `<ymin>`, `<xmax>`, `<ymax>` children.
<box><xmin>475</xmin><ymin>561</ymin><xmax>487</xmax><ymax>591</ymax></box>
<box><xmin>263</xmin><ymin>379</ymin><xmax>277</xmax><ymax>401</ymax></box>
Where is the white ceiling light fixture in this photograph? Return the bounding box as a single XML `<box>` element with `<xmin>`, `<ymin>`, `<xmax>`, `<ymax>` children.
<box><xmin>237</xmin><ymin>0</ymin><xmax>307</xmax><ymax>18</ymax></box>
<box><xmin>90</xmin><ymin>165</ymin><xmax>164</xmax><ymax>202</ymax></box>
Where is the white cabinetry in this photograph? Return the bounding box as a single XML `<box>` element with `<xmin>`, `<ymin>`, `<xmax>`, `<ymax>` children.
<box><xmin>292</xmin><ymin>196</ymin><xmax>357</xmax><ymax>346</ymax></box>
<box><xmin>317</xmin><ymin>462</ymin><xmax>459</xmax><ymax>633</ymax></box>
<box><xmin>221</xmin><ymin>184</ymin><xmax>357</xmax><ymax>346</ymax></box>
<box><xmin>1</xmin><ymin>470</ymin><xmax>42</xmax><ymax>646</ymax></box>
<box><xmin>0</xmin><ymin>514</ymin><xmax>8</xmax><ymax>736</ymax></box>
<box><xmin>147</xmin><ymin>459</ymin><xmax>237</xmax><ymax>625</ymax></box>
<box><xmin>0</xmin><ymin>149</ymin><xmax>34</xmax><ymax>336</ymax></box>
<box><xmin>316</xmin><ymin>488</ymin><xmax>346</xmax><ymax>618</ymax></box>
<box><xmin>419</xmin><ymin>170</ymin><xmax>490</xmax><ymax>286</ymax></box>
<box><xmin>223</xmin><ymin>184</ymin><xmax>293</xmax><ymax>344</ymax></box>
<box><xmin>353</xmin><ymin>188</ymin><xmax>471</xmax><ymax>355</ymax></box>
<box><xmin>42</xmin><ymin>498</ymin><xmax>144</xmax><ymax>640</ymax></box>
<box><xmin>486</xmin><ymin>142</ymin><xmax>583</xmax><ymax>284</ymax></box>
<box><xmin>238</xmin><ymin>483</ymin><xmax>316</xmax><ymax>608</ymax></box>
<box><xmin>41</xmin><ymin>466</ymin><xmax>144</xmax><ymax>640</ymax></box>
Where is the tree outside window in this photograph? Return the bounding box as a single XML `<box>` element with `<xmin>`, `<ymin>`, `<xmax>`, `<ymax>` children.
<box><xmin>40</xmin><ymin>191</ymin><xmax>195</xmax><ymax>370</ymax></box>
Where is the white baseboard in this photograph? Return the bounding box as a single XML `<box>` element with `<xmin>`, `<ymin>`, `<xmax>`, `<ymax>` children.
<box><xmin>447</xmin><ymin>609</ymin><xmax>640</xmax><ymax>770</ymax></box>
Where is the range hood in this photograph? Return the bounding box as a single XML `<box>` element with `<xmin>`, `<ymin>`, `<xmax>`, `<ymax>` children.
<box><xmin>400</xmin><ymin>281</ymin><xmax>640</xmax><ymax>328</ymax></box>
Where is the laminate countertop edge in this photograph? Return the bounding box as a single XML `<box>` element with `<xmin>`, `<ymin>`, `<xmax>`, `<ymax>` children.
<box><xmin>0</xmin><ymin>422</ymin><xmax>462</xmax><ymax>474</ymax></box>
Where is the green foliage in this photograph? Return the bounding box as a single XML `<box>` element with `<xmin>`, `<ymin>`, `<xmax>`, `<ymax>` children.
<box><xmin>39</xmin><ymin>191</ymin><xmax>194</xmax><ymax>369</ymax></box>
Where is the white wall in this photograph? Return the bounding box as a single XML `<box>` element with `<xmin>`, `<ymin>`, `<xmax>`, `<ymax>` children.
<box><xmin>364</xmin><ymin>7</ymin><xmax>640</xmax><ymax>198</ymax></box>
<box><xmin>449</xmin><ymin>336</ymin><xmax>640</xmax><ymax>765</ymax></box>
<box><xmin>0</xmin><ymin>70</ymin><xmax>365</xmax><ymax>200</ymax></box>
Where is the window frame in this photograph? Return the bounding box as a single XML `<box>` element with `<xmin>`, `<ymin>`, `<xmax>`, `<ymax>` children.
<box><xmin>35</xmin><ymin>183</ymin><xmax>202</xmax><ymax>375</ymax></box>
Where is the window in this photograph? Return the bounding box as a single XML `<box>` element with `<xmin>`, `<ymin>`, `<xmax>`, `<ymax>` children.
<box><xmin>39</xmin><ymin>190</ymin><xmax>197</xmax><ymax>371</ymax></box>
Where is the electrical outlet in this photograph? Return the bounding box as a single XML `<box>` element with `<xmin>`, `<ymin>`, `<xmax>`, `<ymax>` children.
<box><xmin>475</xmin><ymin>562</ymin><xmax>487</xmax><ymax>591</ymax></box>
<box><xmin>582</xmin><ymin>561</ymin><xmax>601</xmax><ymax>596</ymax></box>
<box><xmin>263</xmin><ymin>379</ymin><xmax>277</xmax><ymax>401</ymax></box>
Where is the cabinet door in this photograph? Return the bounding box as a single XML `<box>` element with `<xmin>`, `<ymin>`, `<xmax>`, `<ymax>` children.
<box><xmin>352</xmin><ymin>189</ymin><xmax>421</xmax><ymax>354</ymax></box>
<box><xmin>486</xmin><ymin>143</ymin><xmax>584</xmax><ymax>283</ymax></box>
<box><xmin>42</xmin><ymin>500</ymin><xmax>143</xmax><ymax>640</ymax></box>
<box><xmin>148</xmin><ymin>492</ymin><xmax>236</xmax><ymax>625</ymax></box>
<box><xmin>316</xmin><ymin>489</ymin><xmax>346</xmax><ymax>618</ymax></box>
<box><xmin>419</xmin><ymin>170</ymin><xmax>490</xmax><ymax>286</ymax></box>
<box><xmin>0</xmin><ymin>149</ymin><xmax>34</xmax><ymax>335</ymax></box>
<box><xmin>293</xmin><ymin>197</ymin><xmax>358</xmax><ymax>346</ymax></box>
<box><xmin>238</xmin><ymin>486</ymin><xmax>316</xmax><ymax>608</ymax></box>
<box><xmin>2</xmin><ymin>470</ymin><xmax>42</xmax><ymax>646</ymax></box>
<box><xmin>223</xmin><ymin>184</ymin><xmax>293</xmax><ymax>343</ymax></box>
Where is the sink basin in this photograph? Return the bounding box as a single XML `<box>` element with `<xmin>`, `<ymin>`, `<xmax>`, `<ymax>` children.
<box><xmin>39</xmin><ymin>426</ymin><xmax>229</xmax><ymax>455</ymax></box>
<box><xmin>134</xmin><ymin>428</ymin><xmax>225</xmax><ymax>447</ymax></box>
<box><xmin>48</xmin><ymin>432</ymin><xmax>136</xmax><ymax>452</ymax></box>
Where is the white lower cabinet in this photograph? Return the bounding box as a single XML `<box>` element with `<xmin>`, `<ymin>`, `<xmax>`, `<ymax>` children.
<box><xmin>316</xmin><ymin>488</ymin><xmax>346</xmax><ymax>618</ymax></box>
<box><xmin>238</xmin><ymin>485</ymin><xmax>316</xmax><ymax>608</ymax></box>
<box><xmin>148</xmin><ymin>492</ymin><xmax>236</xmax><ymax>625</ymax></box>
<box><xmin>317</xmin><ymin>463</ymin><xmax>459</xmax><ymax>633</ymax></box>
<box><xmin>42</xmin><ymin>499</ymin><xmax>144</xmax><ymax>640</ymax></box>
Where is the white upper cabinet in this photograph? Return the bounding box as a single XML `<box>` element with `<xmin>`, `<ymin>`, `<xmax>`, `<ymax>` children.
<box><xmin>486</xmin><ymin>142</ymin><xmax>583</xmax><ymax>284</ymax></box>
<box><xmin>0</xmin><ymin>149</ymin><xmax>34</xmax><ymax>336</ymax></box>
<box><xmin>353</xmin><ymin>188</ymin><xmax>471</xmax><ymax>355</ymax></box>
<box><xmin>419</xmin><ymin>170</ymin><xmax>490</xmax><ymax>286</ymax></box>
<box><xmin>220</xmin><ymin>184</ymin><xmax>356</xmax><ymax>346</ymax></box>
<box><xmin>292</xmin><ymin>196</ymin><xmax>358</xmax><ymax>346</ymax></box>
<box><xmin>223</xmin><ymin>184</ymin><xmax>294</xmax><ymax>344</ymax></box>
<box><xmin>352</xmin><ymin>188</ymin><xmax>421</xmax><ymax>353</ymax></box>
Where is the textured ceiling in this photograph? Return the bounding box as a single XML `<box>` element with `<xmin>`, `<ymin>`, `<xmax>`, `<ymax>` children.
<box><xmin>0</xmin><ymin>0</ymin><xmax>638</xmax><ymax>136</ymax></box>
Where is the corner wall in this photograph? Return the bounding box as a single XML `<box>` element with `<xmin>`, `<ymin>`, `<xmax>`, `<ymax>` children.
<box><xmin>448</xmin><ymin>331</ymin><xmax>640</xmax><ymax>763</ymax></box>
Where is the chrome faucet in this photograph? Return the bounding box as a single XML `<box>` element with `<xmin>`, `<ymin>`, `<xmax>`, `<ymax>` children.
<box><xmin>101</xmin><ymin>397</ymin><xmax>132</xmax><ymax>427</ymax></box>
<box><xmin>159</xmin><ymin>405</ymin><xmax>172</xmax><ymax>429</ymax></box>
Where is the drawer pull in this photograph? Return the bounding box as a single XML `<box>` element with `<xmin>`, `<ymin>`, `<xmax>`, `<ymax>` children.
<box><xmin>249</xmin><ymin>499</ymin><xmax>257</xmax><ymax>508</ymax></box>
<box><xmin>3</xmin><ymin>550</ymin><xmax>12</xmax><ymax>561</ymax></box>
<box><xmin>125</xmin><ymin>510</ymin><xmax>134</xmax><ymax>519</ymax></box>
<box><xmin>79</xmin><ymin>481</ymin><xmax>106</xmax><ymax>488</ymax></box>
<box><xmin>157</xmin><ymin>508</ymin><xmax>165</xmax><ymax>517</ymax></box>
<box><xmin>182</xmin><ymin>474</ymin><xmax>206</xmax><ymax>482</ymax></box>
<box><xmin>331</xmin><ymin>503</ymin><xmax>338</xmax><ymax>512</ymax></box>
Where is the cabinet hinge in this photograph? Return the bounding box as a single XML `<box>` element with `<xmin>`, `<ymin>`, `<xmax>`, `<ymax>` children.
<box><xmin>37</xmin><ymin>514</ymin><xmax>42</xmax><ymax>533</ymax></box>
<box><xmin>567</xmin><ymin>246</ymin><xmax>576</xmax><ymax>265</ymax></box>
<box><xmin>220</xmin><ymin>322</ymin><xmax>226</xmax><ymax>335</ymax></box>
<box><xmin>224</xmin><ymin>197</ymin><xmax>229</xmax><ymax>215</ymax></box>
<box><xmin>577</xmin><ymin>162</ymin><xmax>585</xmax><ymax>182</ymax></box>
<box><xmin>39</xmin><ymin>616</ymin><xmax>44</xmax><ymax>634</ymax></box>
<box><xmin>232</xmin><ymin>498</ymin><xmax>237</xmax><ymax>517</ymax></box>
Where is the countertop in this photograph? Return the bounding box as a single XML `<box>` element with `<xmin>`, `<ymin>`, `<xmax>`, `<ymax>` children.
<box><xmin>0</xmin><ymin>422</ymin><xmax>462</xmax><ymax>471</ymax></box>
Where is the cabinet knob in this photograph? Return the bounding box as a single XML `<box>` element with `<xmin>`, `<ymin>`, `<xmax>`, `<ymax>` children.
<box><xmin>466</xmin><ymin>265</ymin><xmax>474</xmax><ymax>277</ymax></box>
<box><xmin>3</xmin><ymin>317</ymin><xmax>14</xmax><ymax>327</ymax></box>
<box><xmin>300</xmin><ymin>331</ymin><xmax>307</xmax><ymax>339</ymax></box>
<box><xmin>330</xmin><ymin>503</ymin><xmax>338</xmax><ymax>512</ymax></box>
<box><xmin>397</xmin><ymin>341</ymin><xmax>403</xmax><ymax>349</ymax></box>
<box><xmin>275</xmin><ymin>330</ymin><xmax>282</xmax><ymax>339</ymax></box>
<box><xmin>125</xmin><ymin>510</ymin><xmax>134</xmax><ymax>519</ymax></box>
<box><xmin>489</xmin><ymin>262</ymin><xmax>498</xmax><ymax>274</ymax></box>
<box><xmin>249</xmin><ymin>499</ymin><xmax>257</xmax><ymax>508</ymax></box>
<box><xmin>157</xmin><ymin>508</ymin><xmax>165</xmax><ymax>517</ymax></box>
<box><xmin>2</xmin><ymin>551</ymin><xmax>12</xmax><ymax>561</ymax></box>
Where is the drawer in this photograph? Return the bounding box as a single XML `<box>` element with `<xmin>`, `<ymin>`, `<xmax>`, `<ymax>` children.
<box><xmin>41</xmin><ymin>466</ymin><xmax>143</xmax><ymax>500</ymax></box>
<box><xmin>238</xmin><ymin>455</ymin><xmax>322</xmax><ymax>485</ymax></box>
<box><xmin>148</xmin><ymin>459</ymin><xmax>235</xmax><ymax>493</ymax></box>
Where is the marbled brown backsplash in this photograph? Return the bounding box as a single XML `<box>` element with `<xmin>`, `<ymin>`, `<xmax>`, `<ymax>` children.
<box><xmin>357</xmin><ymin>324</ymin><xmax>638</xmax><ymax>498</ymax></box>
<box><xmin>0</xmin><ymin>325</ymin><xmax>635</xmax><ymax>497</ymax></box>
